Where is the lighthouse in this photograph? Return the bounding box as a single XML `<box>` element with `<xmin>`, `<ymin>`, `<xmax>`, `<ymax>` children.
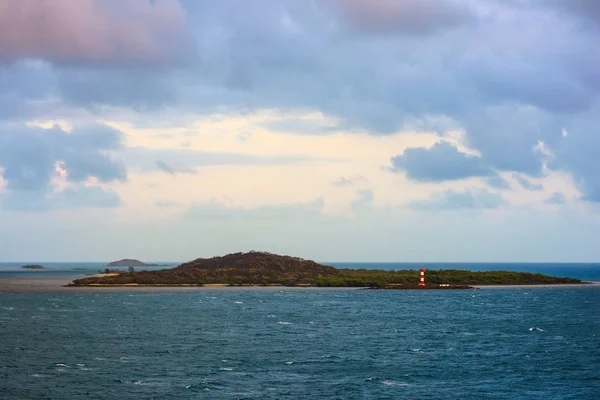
<box><xmin>419</xmin><ymin>267</ymin><xmax>425</xmax><ymax>287</ymax></box>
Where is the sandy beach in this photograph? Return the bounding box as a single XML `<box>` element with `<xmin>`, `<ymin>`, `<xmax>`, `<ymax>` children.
<box><xmin>0</xmin><ymin>273</ymin><xmax>596</xmax><ymax>294</ymax></box>
<box><xmin>0</xmin><ymin>274</ymin><xmax>361</xmax><ymax>293</ymax></box>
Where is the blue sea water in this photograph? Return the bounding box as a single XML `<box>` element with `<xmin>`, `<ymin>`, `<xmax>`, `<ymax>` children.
<box><xmin>0</xmin><ymin>262</ymin><xmax>177</xmax><ymax>280</ymax></box>
<box><xmin>1</xmin><ymin>286</ymin><xmax>599</xmax><ymax>399</ymax></box>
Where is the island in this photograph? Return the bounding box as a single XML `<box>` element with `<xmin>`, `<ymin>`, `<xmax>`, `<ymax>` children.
<box><xmin>106</xmin><ymin>259</ymin><xmax>169</xmax><ymax>267</ymax></box>
<box><xmin>67</xmin><ymin>251</ymin><xmax>582</xmax><ymax>288</ymax></box>
<box><xmin>21</xmin><ymin>264</ymin><xmax>46</xmax><ymax>269</ymax></box>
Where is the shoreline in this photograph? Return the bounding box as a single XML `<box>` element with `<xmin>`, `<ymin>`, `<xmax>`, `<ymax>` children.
<box><xmin>0</xmin><ymin>274</ymin><xmax>597</xmax><ymax>293</ymax></box>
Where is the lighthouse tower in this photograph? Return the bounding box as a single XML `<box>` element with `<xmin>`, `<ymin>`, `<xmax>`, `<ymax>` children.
<box><xmin>419</xmin><ymin>267</ymin><xmax>425</xmax><ymax>287</ymax></box>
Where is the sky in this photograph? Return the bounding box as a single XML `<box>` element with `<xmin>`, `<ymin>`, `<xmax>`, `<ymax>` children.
<box><xmin>0</xmin><ymin>0</ymin><xmax>599</xmax><ymax>262</ymax></box>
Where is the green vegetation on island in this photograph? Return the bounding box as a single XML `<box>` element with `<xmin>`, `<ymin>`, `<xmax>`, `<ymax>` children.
<box><xmin>21</xmin><ymin>264</ymin><xmax>46</xmax><ymax>269</ymax></box>
<box><xmin>67</xmin><ymin>251</ymin><xmax>582</xmax><ymax>288</ymax></box>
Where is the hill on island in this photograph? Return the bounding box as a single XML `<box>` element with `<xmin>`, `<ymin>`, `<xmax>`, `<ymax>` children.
<box><xmin>91</xmin><ymin>252</ymin><xmax>340</xmax><ymax>286</ymax></box>
<box><xmin>106</xmin><ymin>259</ymin><xmax>166</xmax><ymax>267</ymax></box>
<box><xmin>68</xmin><ymin>251</ymin><xmax>582</xmax><ymax>288</ymax></box>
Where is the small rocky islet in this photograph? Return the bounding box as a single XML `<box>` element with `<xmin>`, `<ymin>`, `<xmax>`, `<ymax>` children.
<box><xmin>67</xmin><ymin>251</ymin><xmax>582</xmax><ymax>288</ymax></box>
<box><xmin>21</xmin><ymin>264</ymin><xmax>46</xmax><ymax>270</ymax></box>
<box><xmin>106</xmin><ymin>259</ymin><xmax>169</xmax><ymax>267</ymax></box>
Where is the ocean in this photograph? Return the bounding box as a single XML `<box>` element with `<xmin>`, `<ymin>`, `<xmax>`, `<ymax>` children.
<box><xmin>0</xmin><ymin>263</ymin><xmax>598</xmax><ymax>399</ymax></box>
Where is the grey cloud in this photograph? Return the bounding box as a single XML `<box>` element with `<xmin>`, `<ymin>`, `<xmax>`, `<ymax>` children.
<box><xmin>0</xmin><ymin>123</ymin><xmax>125</xmax><ymax>210</ymax></box>
<box><xmin>335</xmin><ymin>0</ymin><xmax>474</xmax><ymax>35</ymax></box>
<box><xmin>546</xmin><ymin>0</ymin><xmax>600</xmax><ymax>27</ymax></box>
<box><xmin>410</xmin><ymin>189</ymin><xmax>507</xmax><ymax>211</ymax></box>
<box><xmin>155</xmin><ymin>160</ymin><xmax>196</xmax><ymax>175</ymax></box>
<box><xmin>0</xmin><ymin>123</ymin><xmax>126</xmax><ymax>191</ymax></box>
<box><xmin>58</xmin><ymin>68</ymin><xmax>178</xmax><ymax>111</ymax></box>
<box><xmin>389</xmin><ymin>141</ymin><xmax>494</xmax><ymax>182</ymax></box>
<box><xmin>2</xmin><ymin>0</ymin><xmax>599</xmax><ymax>202</ymax></box>
<box><xmin>0</xmin><ymin>0</ymin><xmax>193</xmax><ymax>68</ymax></box>
<box><xmin>463</xmin><ymin>108</ymin><xmax>548</xmax><ymax>176</ymax></box>
<box><xmin>0</xmin><ymin>60</ymin><xmax>61</xmax><ymax>121</ymax></box>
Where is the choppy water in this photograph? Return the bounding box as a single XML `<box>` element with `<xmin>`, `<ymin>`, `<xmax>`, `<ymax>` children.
<box><xmin>1</xmin><ymin>287</ymin><xmax>598</xmax><ymax>399</ymax></box>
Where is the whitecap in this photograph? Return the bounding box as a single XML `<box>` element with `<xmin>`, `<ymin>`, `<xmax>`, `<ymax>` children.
<box><xmin>266</xmin><ymin>314</ymin><xmax>276</xmax><ymax>318</ymax></box>
<box><xmin>121</xmin><ymin>380</ymin><xmax>149</xmax><ymax>385</ymax></box>
<box><xmin>410</xmin><ymin>348</ymin><xmax>420</xmax><ymax>352</ymax></box>
<box><xmin>234</xmin><ymin>301</ymin><xmax>243</xmax><ymax>304</ymax></box>
<box><xmin>278</xmin><ymin>321</ymin><xmax>292</xmax><ymax>325</ymax></box>
<box><xmin>220</xmin><ymin>367</ymin><xmax>233</xmax><ymax>371</ymax></box>
<box><xmin>285</xmin><ymin>361</ymin><xmax>294</xmax><ymax>365</ymax></box>
<box><xmin>55</xmin><ymin>363</ymin><xmax>68</xmax><ymax>367</ymax></box>
<box><xmin>382</xmin><ymin>380</ymin><xmax>409</xmax><ymax>386</ymax></box>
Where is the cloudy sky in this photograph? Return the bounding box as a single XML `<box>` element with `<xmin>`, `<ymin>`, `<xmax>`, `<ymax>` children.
<box><xmin>0</xmin><ymin>0</ymin><xmax>599</xmax><ymax>262</ymax></box>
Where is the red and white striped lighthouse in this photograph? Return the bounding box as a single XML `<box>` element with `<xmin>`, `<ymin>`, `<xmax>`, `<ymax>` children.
<box><xmin>419</xmin><ymin>267</ymin><xmax>425</xmax><ymax>287</ymax></box>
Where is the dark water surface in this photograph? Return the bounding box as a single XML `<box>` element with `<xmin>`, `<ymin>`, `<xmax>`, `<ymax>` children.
<box><xmin>1</xmin><ymin>287</ymin><xmax>598</xmax><ymax>399</ymax></box>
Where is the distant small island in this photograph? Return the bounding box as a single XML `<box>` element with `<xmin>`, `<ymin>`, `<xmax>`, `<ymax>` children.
<box><xmin>106</xmin><ymin>259</ymin><xmax>169</xmax><ymax>267</ymax></box>
<box><xmin>68</xmin><ymin>251</ymin><xmax>583</xmax><ymax>288</ymax></box>
<box><xmin>21</xmin><ymin>264</ymin><xmax>46</xmax><ymax>270</ymax></box>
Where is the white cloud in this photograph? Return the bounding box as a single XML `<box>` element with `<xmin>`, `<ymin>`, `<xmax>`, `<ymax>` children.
<box><xmin>49</xmin><ymin>161</ymin><xmax>71</xmax><ymax>193</ymax></box>
<box><xmin>0</xmin><ymin>166</ymin><xmax>6</xmax><ymax>193</ymax></box>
